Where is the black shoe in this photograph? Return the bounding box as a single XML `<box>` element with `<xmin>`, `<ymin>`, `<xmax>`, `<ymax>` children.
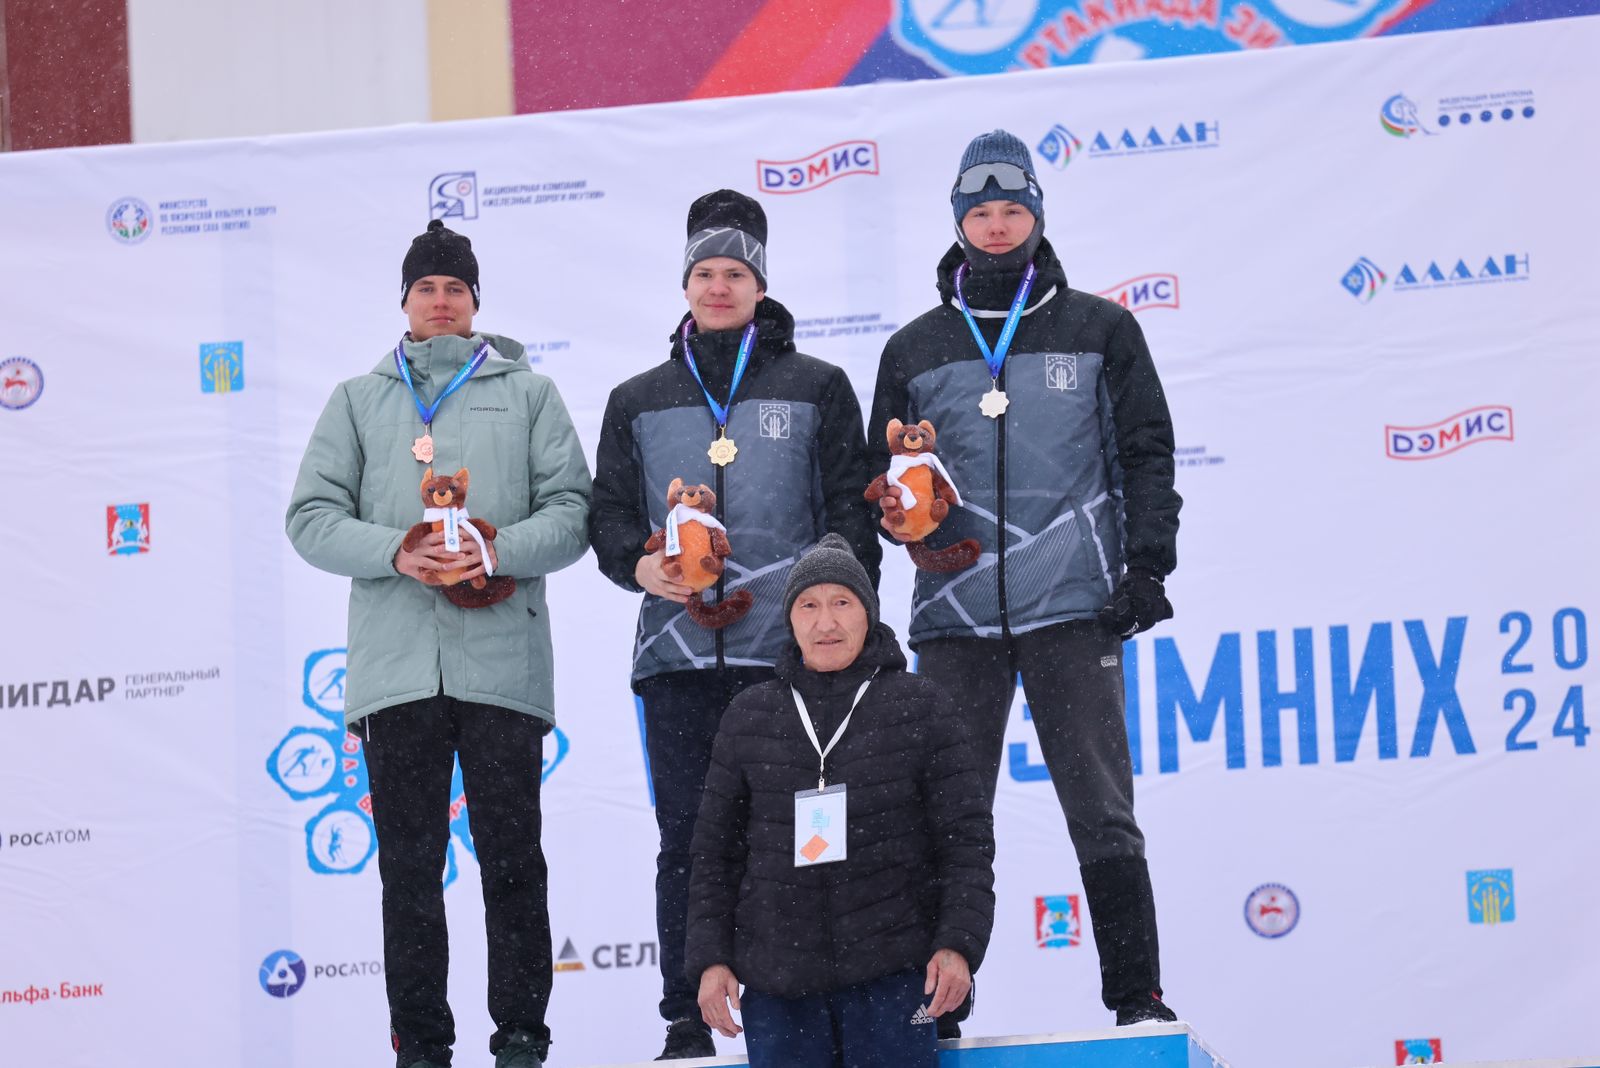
<box><xmin>656</xmin><ymin>1017</ymin><xmax>716</xmax><ymax>1060</ymax></box>
<box><xmin>1115</xmin><ymin>991</ymin><xmax>1178</xmax><ymax>1026</ymax></box>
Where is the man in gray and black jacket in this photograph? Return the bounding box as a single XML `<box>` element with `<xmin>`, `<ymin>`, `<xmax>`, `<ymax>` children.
<box><xmin>869</xmin><ymin>130</ymin><xmax>1183</xmax><ymax>1030</ymax></box>
<box><xmin>589</xmin><ymin>188</ymin><xmax>880</xmax><ymax>1059</ymax></box>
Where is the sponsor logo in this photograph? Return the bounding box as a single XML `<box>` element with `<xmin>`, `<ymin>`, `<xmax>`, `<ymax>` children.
<box><xmin>1045</xmin><ymin>354</ymin><xmax>1079</xmax><ymax>391</ymax></box>
<box><xmin>909</xmin><ymin>1003</ymin><xmax>936</xmax><ymax>1025</ymax></box>
<box><xmin>0</xmin><ymin>357</ymin><xmax>43</xmax><ymax>411</ymax></box>
<box><xmin>1034</xmin><ymin>894</ymin><xmax>1081</xmax><ymax>948</ymax></box>
<box><xmin>0</xmin><ymin>981</ymin><xmax>105</xmax><ymax>1005</ymax></box>
<box><xmin>1244</xmin><ymin>883</ymin><xmax>1299</xmax><ymax>938</ymax></box>
<box><xmin>107</xmin><ymin>504</ymin><xmax>151</xmax><ymax>556</ymax></box>
<box><xmin>757</xmin><ymin>141</ymin><xmax>880</xmax><ymax>195</ymax></box>
<box><xmin>551</xmin><ymin>937</ymin><xmax>658</xmax><ymax>973</ymax></box>
<box><xmin>1340</xmin><ymin>257</ymin><xmax>1387</xmax><ymax>303</ymax></box>
<box><xmin>554</xmin><ymin>938</ymin><xmax>585</xmax><ymax>973</ymax></box>
<box><xmin>1396</xmin><ymin>254</ymin><xmax>1528</xmax><ymax>291</ymax></box>
<box><xmin>1097</xmin><ymin>274</ymin><xmax>1179</xmax><ymax>313</ymax></box>
<box><xmin>1346</xmin><ymin>252</ymin><xmax>1528</xmax><ymax>301</ymax></box>
<box><xmin>1175</xmin><ymin>444</ymin><xmax>1226</xmax><ymax>469</ymax></box>
<box><xmin>1396</xmin><ymin>1038</ymin><xmax>1443</xmax><ymax>1064</ymax></box>
<box><xmin>259</xmin><ymin>950</ymin><xmax>307</xmax><ymax>998</ymax></box>
<box><xmin>130</xmin><ymin>197</ymin><xmax>277</xmax><ymax>238</ymax></box>
<box><xmin>430</xmin><ymin>171</ymin><xmax>479</xmax><ymax>221</ymax></box>
<box><xmin>759</xmin><ymin>402</ymin><xmax>792</xmax><ymax>440</ymax></box>
<box><xmin>427</xmin><ymin>170</ymin><xmax>605</xmax><ymax>215</ymax></box>
<box><xmin>106</xmin><ymin>197</ymin><xmax>153</xmax><ymax>244</ymax></box>
<box><xmin>3</xmin><ymin>829</ymin><xmax>91</xmax><ymax>851</ymax></box>
<box><xmin>199</xmin><ymin>342</ymin><xmax>244</xmax><ymax>394</ymax></box>
<box><xmin>269</xmin><ymin>648</ymin><xmax>569</xmax><ymax>883</ymax></box>
<box><xmin>1041</xmin><ymin>121</ymin><xmax>1219</xmax><ymax>163</ymax></box>
<box><xmin>1380</xmin><ymin>93</ymin><xmax>1432</xmax><ymax>138</ymax></box>
<box><xmin>1467</xmin><ymin>868</ymin><xmax>1514</xmax><ymax>925</ymax></box>
<box><xmin>1386</xmin><ymin>406</ymin><xmax>1513</xmax><ymax>461</ymax></box>
<box><xmin>1386</xmin><ymin>89</ymin><xmax>1536</xmax><ymax>136</ymax></box>
<box><xmin>1036</xmin><ymin>123</ymin><xmax>1083</xmax><ymax>170</ymax></box>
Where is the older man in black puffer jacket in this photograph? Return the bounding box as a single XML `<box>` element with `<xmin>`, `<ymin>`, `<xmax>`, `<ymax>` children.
<box><xmin>685</xmin><ymin>534</ymin><xmax>995</xmax><ymax>1068</ymax></box>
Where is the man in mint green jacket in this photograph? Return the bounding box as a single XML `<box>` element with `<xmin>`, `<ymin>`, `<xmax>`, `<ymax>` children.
<box><xmin>286</xmin><ymin>220</ymin><xmax>590</xmax><ymax>1068</ymax></box>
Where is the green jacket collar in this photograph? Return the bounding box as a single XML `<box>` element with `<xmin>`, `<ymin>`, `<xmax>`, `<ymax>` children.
<box><xmin>372</xmin><ymin>331</ymin><xmax>529</xmax><ymax>387</ymax></box>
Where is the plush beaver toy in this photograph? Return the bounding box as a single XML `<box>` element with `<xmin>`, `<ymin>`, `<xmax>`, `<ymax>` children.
<box><xmin>643</xmin><ymin>478</ymin><xmax>753</xmax><ymax>629</ymax></box>
<box><xmin>865</xmin><ymin>418</ymin><xmax>980</xmax><ymax>573</ymax></box>
<box><xmin>401</xmin><ymin>467</ymin><xmax>517</xmax><ymax>608</ymax></box>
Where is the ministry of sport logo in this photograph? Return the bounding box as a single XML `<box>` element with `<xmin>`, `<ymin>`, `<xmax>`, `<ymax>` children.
<box><xmin>0</xmin><ymin>357</ymin><xmax>44</xmax><ymax>411</ymax></box>
<box><xmin>757</xmin><ymin>142</ymin><xmax>879</xmax><ymax>194</ymax></box>
<box><xmin>1244</xmin><ymin>883</ymin><xmax>1299</xmax><ymax>938</ymax></box>
<box><xmin>1034</xmin><ymin>894</ymin><xmax>1081</xmax><ymax>948</ymax></box>
<box><xmin>268</xmin><ymin>648</ymin><xmax>570</xmax><ymax>884</ymax></box>
<box><xmin>1385</xmin><ymin>406</ymin><xmax>1513</xmax><ymax>461</ymax></box>
<box><xmin>1382</xmin><ymin>89</ymin><xmax>1535</xmax><ymax>139</ymax></box>
<box><xmin>759</xmin><ymin>402</ymin><xmax>791</xmax><ymax>439</ymax></box>
<box><xmin>259</xmin><ymin>950</ymin><xmax>307</xmax><ymax>998</ymax></box>
<box><xmin>430</xmin><ymin>171</ymin><xmax>479</xmax><ymax>221</ymax></box>
<box><xmin>106</xmin><ymin>197</ymin><xmax>153</xmax><ymax>244</ymax></box>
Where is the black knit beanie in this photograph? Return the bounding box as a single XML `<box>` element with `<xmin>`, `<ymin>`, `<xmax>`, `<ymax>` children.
<box><xmin>783</xmin><ymin>534</ymin><xmax>878</xmax><ymax>628</ymax></box>
<box><xmin>682</xmin><ymin>189</ymin><xmax>768</xmax><ymax>289</ymax></box>
<box><xmin>402</xmin><ymin>219</ymin><xmax>480</xmax><ymax>308</ymax></box>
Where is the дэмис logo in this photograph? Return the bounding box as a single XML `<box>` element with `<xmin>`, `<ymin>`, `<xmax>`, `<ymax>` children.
<box><xmin>757</xmin><ymin>141</ymin><xmax>879</xmax><ymax>195</ymax></box>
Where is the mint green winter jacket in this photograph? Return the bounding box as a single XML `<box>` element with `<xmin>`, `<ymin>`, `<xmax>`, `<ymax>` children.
<box><xmin>286</xmin><ymin>332</ymin><xmax>592</xmax><ymax>725</ymax></box>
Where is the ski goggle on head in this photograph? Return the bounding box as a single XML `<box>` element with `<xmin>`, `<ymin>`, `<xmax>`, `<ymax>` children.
<box><xmin>953</xmin><ymin>162</ymin><xmax>1035</xmax><ymax>195</ymax></box>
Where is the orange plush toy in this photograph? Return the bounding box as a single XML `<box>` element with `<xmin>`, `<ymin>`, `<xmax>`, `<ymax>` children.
<box><xmin>401</xmin><ymin>467</ymin><xmax>516</xmax><ymax>609</ymax></box>
<box><xmin>643</xmin><ymin>478</ymin><xmax>753</xmax><ymax>629</ymax></box>
<box><xmin>865</xmin><ymin>418</ymin><xmax>981</xmax><ymax>573</ymax></box>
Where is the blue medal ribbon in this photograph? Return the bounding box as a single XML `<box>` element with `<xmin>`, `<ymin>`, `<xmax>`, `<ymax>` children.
<box><xmin>679</xmin><ymin>321</ymin><xmax>757</xmax><ymax>431</ymax></box>
<box><xmin>392</xmin><ymin>336</ymin><xmax>493</xmax><ymax>428</ymax></box>
<box><xmin>953</xmin><ymin>261</ymin><xmax>1037</xmax><ymax>381</ymax></box>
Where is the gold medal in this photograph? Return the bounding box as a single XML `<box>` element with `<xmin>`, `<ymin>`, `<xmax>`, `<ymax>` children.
<box><xmin>708</xmin><ymin>432</ymin><xmax>738</xmax><ymax>467</ymax></box>
<box><xmin>412</xmin><ymin>433</ymin><xmax>435</xmax><ymax>462</ymax></box>
<box><xmin>979</xmin><ymin>387</ymin><xmax>1010</xmax><ymax>419</ymax></box>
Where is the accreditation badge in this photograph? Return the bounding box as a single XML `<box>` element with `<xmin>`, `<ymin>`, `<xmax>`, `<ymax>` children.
<box><xmin>794</xmin><ymin>784</ymin><xmax>847</xmax><ymax>867</ymax></box>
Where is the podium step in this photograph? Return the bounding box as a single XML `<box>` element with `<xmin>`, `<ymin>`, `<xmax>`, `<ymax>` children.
<box><xmin>583</xmin><ymin>1023</ymin><xmax>1227</xmax><ymax>1067</ymax></box>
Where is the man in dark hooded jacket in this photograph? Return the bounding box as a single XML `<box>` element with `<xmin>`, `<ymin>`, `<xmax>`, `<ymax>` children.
<box><xmin>868</xmin><ymin>130</ymin><xmax>1183</xmax><ymax>1029</ymax></box>
<box><xmin>686</xmin><ymin>534</ymin><xmax>995</xmax><ymax>1068</ymax></box>
<box><xmin>588</xmin><ymin>190</ymin><xmax>881</xmax><ymax>1059</ymax></box>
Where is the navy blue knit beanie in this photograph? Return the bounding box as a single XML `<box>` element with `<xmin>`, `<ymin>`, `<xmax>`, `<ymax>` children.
<box><xmin>951</xmin><ymin>129</ymin><xmax>1044</xmax><ymax>223</ymax></box>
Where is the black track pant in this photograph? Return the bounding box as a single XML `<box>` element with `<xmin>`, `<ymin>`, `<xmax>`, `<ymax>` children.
<box><xmin>917</xmin><ymin>619</ymin><xmax>1163</xmax><ymax>1010</ymax></box>
<box><xmin>362</xmin><ymin>695</ymin><xmax>553</xmax><ymax>1067</ymax></box>
<box><xmin>635</xmin><ymin>667</ymin><xmax>776</xmax><ymax>1025</ymax></box>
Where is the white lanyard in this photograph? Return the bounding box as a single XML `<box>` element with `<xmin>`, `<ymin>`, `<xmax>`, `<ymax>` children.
<box><xmin>791</xmin><ymin>674</ymin><xmax>876</xmax><ymax>791</ymax></box>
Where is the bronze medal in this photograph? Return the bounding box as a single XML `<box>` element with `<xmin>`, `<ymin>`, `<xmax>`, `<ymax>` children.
<box><xmin>412</xmin><ymin>433</ymin><xmax>435</xmax><ymax>462</ymax></box>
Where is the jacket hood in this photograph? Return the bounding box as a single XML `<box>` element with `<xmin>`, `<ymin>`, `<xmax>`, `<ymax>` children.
<box><xmin>935</xmin><ymin>236</ymin><xmax>1070</xmax><ymax>311</ymax></box>
<box><xmin>669</xmin><ymin>296</ymin><xmax>798</xmax><ymax>362</ymax></box>
<box><xmin>373</xmin><ymin>331</ymin><xmax>530</xmax><ymax>386</ymax></box>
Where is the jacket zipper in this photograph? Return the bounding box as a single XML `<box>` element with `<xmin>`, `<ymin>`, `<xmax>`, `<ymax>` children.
<box><xmin>714</xmin><ymin>420</ymin><xmax>726</xmax><ymax>672</ymax></box>
<box><xmin>995</xmin><ymin>359</ymin><xmax>1010</xmax><ymax>636</ymax></box>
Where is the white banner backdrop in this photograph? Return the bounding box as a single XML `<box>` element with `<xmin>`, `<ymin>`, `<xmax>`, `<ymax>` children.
<box><xmin>3</xmin><ymin>15</ymin><xmax>1598</xmax><ymax>1068</ymax></box>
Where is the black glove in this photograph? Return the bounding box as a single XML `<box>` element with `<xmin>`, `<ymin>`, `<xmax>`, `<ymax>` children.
<box><xmin>1097</xmin><ymin>567</ymin><xmax>1173</xmax><ymax>638</ymax></box>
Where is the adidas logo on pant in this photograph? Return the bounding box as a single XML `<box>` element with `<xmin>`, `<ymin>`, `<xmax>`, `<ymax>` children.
<box><xmin>908</xmin><ymin>1004</ymin><xmax>935</xmax><ymax>1025</ymax></box>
